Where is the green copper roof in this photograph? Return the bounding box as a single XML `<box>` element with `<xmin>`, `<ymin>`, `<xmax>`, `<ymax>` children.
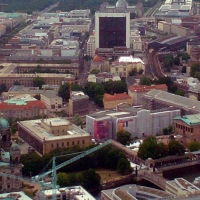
<box><xmin>5</xmin><ymin>99</ymin><xmax>27</xmax><ymax>105</ymax></box>
<box><xmin>174</xmin><ymin>113</ymin><xmax>200</xmax><ymax>125</ymax></box>
<box><xmin>0</xmin><ymin>117</ymin><xmax>9</xmax><ymax>129</ymax></box>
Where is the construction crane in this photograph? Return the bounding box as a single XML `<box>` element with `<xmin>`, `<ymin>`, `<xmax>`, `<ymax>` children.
<box><xmin>0</xmin><ymin>140</ymin><xmax>111</xmax><ymax>200</ymax></box>
<box><xmin>0</xmin><ymin>4</ymin><xmax>8</xmax><ymax>12</ymax></box>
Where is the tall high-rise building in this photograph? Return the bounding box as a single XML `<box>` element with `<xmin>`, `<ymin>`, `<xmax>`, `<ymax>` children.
<box><xmin>95</xmin><ymin>11</ymin><xmax>130</xmax><ymax>49</ymax></box>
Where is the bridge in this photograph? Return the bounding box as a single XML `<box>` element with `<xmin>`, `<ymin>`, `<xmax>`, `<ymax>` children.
<box><xmin>139</xmin><ymin>170</ymin><xmax>167</xmax><ymax>190</ymax></box>
<box><xmin>109</xmin><ymin>140</ymin><xmax>200</xmax><ymax>190</ymax></box>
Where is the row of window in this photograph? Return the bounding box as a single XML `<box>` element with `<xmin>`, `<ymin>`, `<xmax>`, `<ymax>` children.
<box><xmin>51</xmin><ymin>140</ymin><xmax>85</xmax><ymax>148</ymax></box>
<box><xmin>175</xmin><ymin>123</ymin><xmax>194</xmax><ymax>133</ymax></box>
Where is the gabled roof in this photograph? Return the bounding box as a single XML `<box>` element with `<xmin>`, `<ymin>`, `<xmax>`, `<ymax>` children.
<box><xmin>0</xmin><ymin>100</ymin><xmax>46</xmax><ymax>110</ymax></box>
<box><xmin>103</xmin><ymin>93</ymin><xmax>131</xmax><ymax>101</ymax></box>
<box><xmin>128</xmin><ymin>84</ymin><xmax>167</xmax><ymax>93</ymax></box>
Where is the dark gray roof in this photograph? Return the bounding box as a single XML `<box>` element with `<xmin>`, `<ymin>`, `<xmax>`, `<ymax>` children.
<box><xmin>144</xmin><ymin>89</ymin><xmax>200</xmax><ymax>113</ymax></box>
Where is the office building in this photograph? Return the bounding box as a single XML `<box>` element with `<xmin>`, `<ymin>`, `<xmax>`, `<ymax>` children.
<box><xmin>95</xmin><ymin>12</ymin><xmax>130</xmax><ymax>49</ymax></box>
<box><xmin>68</xmin><ymin>91</ymin><xmax>89</xmax><ymax>116</ymax></box>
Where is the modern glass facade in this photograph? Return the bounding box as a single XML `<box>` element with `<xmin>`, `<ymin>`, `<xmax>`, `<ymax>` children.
<box><xmin>99</xmin><ymin>17</ymin><xmax>126</xmax><ymax>48</ymax></box>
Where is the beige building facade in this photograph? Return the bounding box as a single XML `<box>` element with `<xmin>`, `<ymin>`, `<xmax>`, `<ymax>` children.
<box><xmin>18</xmin><ymin>118</ymin><xmax>92</xmax><ymax>155</ymax></box>
<box><xmin>40</xmin><ymin>93</ymin><xmax>63</xmax><ymax>112</ymax></box>
<box><xmin>0</xmin><ymin>73</ymin><xmax>74</xmax><ymax>89</ymax></box>
<box><xmin>103</xmin><ymin>93</ymin><xmax>132</xmax><ymax>109</ymax></box>
<box><xmin>110</xmin><ymin>56</ymin><xmax>145</xmax><ymax>77</ymax></box>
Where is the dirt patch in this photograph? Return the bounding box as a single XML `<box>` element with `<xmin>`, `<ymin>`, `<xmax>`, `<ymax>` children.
<box><xmin>96</xmin><ymin>169</ymin><xmax>122</xmax><ymax>183</ymax></box>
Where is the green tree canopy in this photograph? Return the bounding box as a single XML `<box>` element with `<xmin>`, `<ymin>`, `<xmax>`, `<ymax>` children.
<box><xmin>72</xmin><ymin>114</ymin><xmax>83</xmax><ymax>127</ymax></box>
<box><xmin>182</xmin><ymin>53</ymin><xmax>190</xmax><ymax>61</ymax></box>
<box><xmin>117</xmin><ymin>158</ymin><xmax>132</xmax><ymax>175</ymax></box>
<box><xmin>188</xmin><ymin>141</ymin><xmax>200</xmax><ymax>152</ymax></box>
<box><xmin>58</xmin><ymin>83</ymin><xmax>70</xmax><ymax>101</ymax></box>
<box><xmin>137</xmin><ymin>136</ymin><xmax>168</xmax><ymax>160</ymax></box>
<box><xmin>190</xmin><ymin>64</ymin><xmax>200</xmax><ymax>77</ymax></box>
<box><xmin>116</xmin><ymin>130</ymin><xmax>132</xmax><ymax>145</ymax></box>
<box><xmin>129</xmin><ymin>68</ymin><xmax>137</xmax><ymax>76</ymax></box>
<box><xmin>32</xmin><ymin>76</ymin><xmax>45</xmax><ymax>89</ymax></box>
<box><xmin>168</xmin><ymin>140</ymin><xmax>185</xmax><ymax>156</ymax></box>
<box><xmin>174</xmin><ymin>56</ymin><xmax>180</xmax><ymax>65</ymax></box>
<box><xmin>140</xmin><ymin>75</ymin><xmax>151</xmax><ymax>86</ymax></box>
<box><xmin>90</xmin><ymin>69</ymin><xmax>100</xmax><ymax>74</ymax></box>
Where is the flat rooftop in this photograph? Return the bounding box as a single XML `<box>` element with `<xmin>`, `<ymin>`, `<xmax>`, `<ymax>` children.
<box><xmin>18</xmin><ymin>118</ymin><xmax>90</xmax><ymax>142</ymax></box>
<box><xmin>0</xmin><ymin>192</ymin><xmax>32</xmax><ymax>200</ymax></box>
<box><xmin>43</xmin><ymin>186</ymin><xmax>95</xmax><ymax>200</ymax></box>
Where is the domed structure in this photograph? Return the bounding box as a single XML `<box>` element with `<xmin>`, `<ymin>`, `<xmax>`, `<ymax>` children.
<box><xmin>116</xmin><ymin>0</ymin><xmax>128</xmax><ymax>8</ymax></box>
<box><xmin>0</xmin><ymin>117</ymin><xmax>9</xmax><ymax>129</ymax></box>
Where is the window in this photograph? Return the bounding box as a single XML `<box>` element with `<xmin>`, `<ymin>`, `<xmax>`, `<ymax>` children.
<box><xmin>72</xmin><ymin>141</ymin><xmax>74</xmax><ymax>145</ymax></box>
<box><xmin>77</xmin><ymin>141</ymin><xmax>79</xmax><ymax>145</ymax></box>
<box><xmin>62</xmin><ymin>142</ymin><xmax>64</xmax><ymax>147</ymax></box>
<box><xmin>51</xmin><ymin>144</ymin><xmax>54</xmax><ymax>148</ymax></box>
<box><xmin>82</xmin><ymin>140</ymin><xmax>85</xmax><ymax>144</ymax></box>
<box><xmin>57</xmin><ymin>143</ymin><xmax>59</xmax><ymax>147</ymax></box>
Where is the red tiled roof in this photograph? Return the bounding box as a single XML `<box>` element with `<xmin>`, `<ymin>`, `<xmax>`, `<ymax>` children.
<box><xmin>103</xmin><ymin>93</ymin><xmax>131</xmax><ymax>101</ymax></box>
<box><xmin>93</xmin><ymin>55</ymin><xmax>105</xmax><ymax>62</ymax></box>
<box><xmin>0</xmin><ymin>100</ymin><xmax>46</xmax><ymax>110</ymax></box>
<box><xmin>128</xmin><ymin>84</ymin><xmax>167</xmax><ymax>93</ymax></box>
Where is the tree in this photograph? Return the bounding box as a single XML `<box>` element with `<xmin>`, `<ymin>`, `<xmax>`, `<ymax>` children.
<box><xmin>72</xmin><ymin>114</ymin><xmax>82</xmax><ymax>127</ymax></box>
<box><xmin>82</xmin><ymin>169</ymin><xmax>101</xmax><ymax>191</ymax></box>
<box><xmin>188</xmin><ymin>141</ymin><xmax>200</xmax><ymax>152</ymax></box>
<box><xmin>137</xmin><ymin>136</ymin><xmax>169</xmax><ymax>160</ymax></box>
<box><xmin>174</xmin><ymin>56</ymin><xmax>180</xmax><ymax>65</ymax></box>
<box><xmin>32</xmin><ymin>76</ymin><xmax>45</xmax><ymax>89</ymax></box>
<box><xmin>175</xmin><ymin>89</ymin><xmax>185</xmax><ymax>96</ymax></box>
<box><xmin>116</xmin><ymin>130</ymin><xmax>132</xmax><ymax>145</ymax></box>
<box><xmin>71</xmin><ymin>84</ymin><xmax>83</xmax><ymax>91</ymax></box>
<box><xmin>137</xmin><ymin>136</ymin><xmax>158</xmax><ymax>160</ymax></box>
<box><xmin>103</xmin><ymin>80</ymin><xmax>127</xmax><ymax>95</ymax></box>
<box><xmin>21</xmin><ymin>152</ymin><xmax>44</xmax><ymax>176</ymax></box>
<box><xmin>57</xmin><ymin>172</ymin><xmax>69</xmax><ymax>187</ymax></box>
<box><xmin>58</xmin><ymin>83</ymin><xmax>70</xmax><ymax>101</ymax></box>
<box><xmin>90</xmin><ymin>69</ymin><xmax>100</xmax><ymax>74</ymax></box>
<box><xmin>129</xmin><ymin>68</ymin><xmax>137</xmax><ymax>76</ymax></box>
<box><xmin>182</xmin><ymin>53</ymin><xmax>190</xmax><ymax>61</ymax></box>
<box><xmin>194</xmin><ymin>72</ymin><xmax>200</xmax><ymax>81</ymax></box>
<box><xmin>168</xmin><ymin>140</ymin><xmax>185</xmax><ymax>156</ymax></box>
<box><xmin>140</xmin><ymin>75</ymin><xmax>151</xmax><ymax>86</ymax></box>
<box><xmin>105</xmin><ymin>148</ymin><xmax>126</xmax><ymax>170</ymax></box>
<box><xmin>84</xmin><ymin>31</ymin><xmax>90</xmax><ymax>40</ymax></box>
<box><xmin>190</xmin><ymin>64</ymin><xmax>200</xmax><ymax>77</ymax></box>
<box><xmin>117</xmin><ymin>158</ymin><xmax>132</xmax><ymax>175</ymax></box>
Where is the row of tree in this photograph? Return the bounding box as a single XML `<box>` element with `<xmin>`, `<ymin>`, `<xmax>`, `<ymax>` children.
<box><xmin>162</xmin><ymin>53</ymin><xmax>190</xmax><ymax>72</ymax></box>
<box><xmin>137</xmin><ymin>136</ymin><xmax>185</xmax><ymax>160</ymax></box>
<box><xmin>84</xmin><ymin>80</ymin><xmax>127</xmax><ymax>107</ymax></box>
<box><xmin>21</xmin><ymin>144</ymin><xmax>132</xmax><ymax>177</ymax></box>
<box><xmin>1</xmin><ymin>0</ymin><xmax>57</xmax><ymax>13</ymax></box>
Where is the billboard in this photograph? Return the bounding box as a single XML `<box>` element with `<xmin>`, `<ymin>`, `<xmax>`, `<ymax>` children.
<box><xmin>94</xmin><ymin>120</ymin><xmax>108</xmax><ymax>140</ymax></box>
<box><xmin>118</xmin><ymin>118</ymin><xmax>133</xmax><ymax>131</ymax></box>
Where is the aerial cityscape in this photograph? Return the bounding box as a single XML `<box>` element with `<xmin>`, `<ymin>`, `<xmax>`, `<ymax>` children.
<box><xmin>1</xmin><ymin>0</ymin><xmax>200</xmax><ymax>199</ymax></box>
